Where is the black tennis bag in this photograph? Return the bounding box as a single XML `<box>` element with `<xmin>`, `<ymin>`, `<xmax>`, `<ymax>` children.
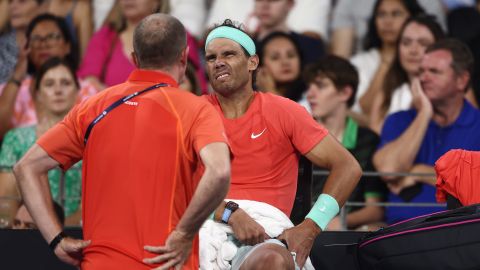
<box><xmin>357</xmin><ymin>203</ymin><xmax>480</xmax><ymax>270</ymax></box>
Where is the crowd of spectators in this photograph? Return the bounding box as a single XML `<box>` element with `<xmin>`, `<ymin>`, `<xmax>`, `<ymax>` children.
<box><xmin>1</xmin><ymin>0</ymin><xmax>480</xmax><ymax>229</ymax></box>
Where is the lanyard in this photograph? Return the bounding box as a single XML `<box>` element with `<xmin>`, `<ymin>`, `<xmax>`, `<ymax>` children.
<box><xmin>84</xmin><ymin>83</ymin><xmax>168</xmax><ymax>145</ymax></box>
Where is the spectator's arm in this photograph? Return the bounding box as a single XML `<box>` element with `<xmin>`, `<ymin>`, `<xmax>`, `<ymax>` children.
<box><xmin>0</xmin><ymin>0</ymin><xmax>8</xmax><ymax>31</ymax></box>
<box><xmin>330</xmin><ymin>28</ymin><xmax>355</xmax><ymax>58</ymax></box>
<box><xmin>329</xmin><ymin>0</ymin><xmax>355</xmax><ymax>58</ymax></box>
<box><xmin>373</xmin><ymin>79</ymin><xmax>432</xmax><ymax>179</ymax></box>
<box><xmin>0</xmin><ymin>172</ymin><xmax>21</xmax><ymax>225</ymax></box>
<box><xmin>0</xmin><ymin>82</ymin><xmax>20</xmax><ymax>139</ymax></box>
<box><xmin>0</xmin><ymin>44</ymin><xmax>28</xmax><ymax>139</ymax></box>
<box><xmin>373</xmin><ymin>112</ymin><xmax>430</xmax><ymax>179</ymax></box>
<box><xmin>345</xmin><ymin>196</ymin><xmax>383</xmax><ymax>229</ymax></box>
<box><xmin>74</xmin><ymin>0</ymin><xmax>93</xmax><ymax>58</ymax></box>
<box><xmin>410</xmin><ymin>164</ymin><xmax>436</xmax><ymax>186</ymax></box>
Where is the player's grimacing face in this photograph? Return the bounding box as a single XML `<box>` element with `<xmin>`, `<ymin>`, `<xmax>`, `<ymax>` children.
<box><xmin>205</xmin><ymin>38</ymin><xmax>254</xmax><ymax>94</ymax></box>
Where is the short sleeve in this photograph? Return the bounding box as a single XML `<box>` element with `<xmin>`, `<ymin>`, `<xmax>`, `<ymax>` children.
<box><xmin>280</xmin><ymin>98</ymin><xmax>328</xmax><ymax>155</ymax></box>
<box><xmin>378</xmin><ymin>111</ymin><xmax>415</xmax><ymax>150</ymax></box>
<box><xmin>77</xmin><ymin>26</ymin><xmax>116</xmax><ymax>79</ymax></box>
<box><xmin>190</xmin><ymin>101</ymin><xmax>228</xmax><ymax>155</ymax></box>
<box><xmin>37</xmin><ymin>104</ymin><xmax>85</xmax><ymax>170</ymax></box>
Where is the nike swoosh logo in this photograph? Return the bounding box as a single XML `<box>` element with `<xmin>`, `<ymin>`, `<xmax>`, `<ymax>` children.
<box><xmin>251</xmin><ymin>128</ymin><xmax>267</xmax><ymax>139</ymax></box>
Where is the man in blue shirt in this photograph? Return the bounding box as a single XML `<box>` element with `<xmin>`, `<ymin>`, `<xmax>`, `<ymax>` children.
<box><xmin>373</xmin><ymin>38</ymin><xmax>480</xmax><ymax>224</ymax></box>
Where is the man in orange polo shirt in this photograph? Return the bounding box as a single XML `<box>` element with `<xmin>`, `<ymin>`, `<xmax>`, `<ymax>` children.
<box><xmin>204</xmin><ymin>20</ymin><xmax>362</xmax><ymax>269</ymax></box>
<box><xmin>14</xmin><ymin>14</ymin><xmax>231</xmax><ymax>270</ymax></box>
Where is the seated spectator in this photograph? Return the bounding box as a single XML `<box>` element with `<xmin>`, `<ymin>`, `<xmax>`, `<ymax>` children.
<box><xmin>0</xmin><ymin>57</ymin><xmax>82</xmax><ymax>226</ymax></box>
<box><xmin>45</xmin><ymin>0</ymin><xmax>93</xmax><ymax>57</ymax></box>
<box><xmin>206</xmin><ymin>0</ymin><xmax>331</xmax><ymax>41</ymax></box>
<box><xmin>252</xmin><ymin>0</ymin><xmax>325</xmax><ymax>66</ymax></box>
<box><xmin>0</xmin><ymin>0</ymin><xmax>44</xmax><ymax>84</ymax></box>
<box><xmin>78</xmin><ymin>0</ymin><xmax>169</xmax><ymax>89</ymax></box>
<box><xmin>329</xmin><ymin>0</ymin><xmax>445</xmax><ymax>58</ymax></box>
<box><xmin>79</xmin><ymin>0</ymin><xmax>207</xmax><ymax>92</ymax></box>
<box><xmin>370</xmin><ymin>15</ymin><xmax>445</xmax><ymax>134</ymax></box>
<box><xmin>373</xmin><ymin>39</ymin><xmax>480</xmax><ymax>224</ymax></box>
<box><xmin>305</xmin><ymin>55</ymin><xmax>387</xmax><ymax>231</ymax></box>
<box><xmin>13</xmin><ymin>201</ymin><xmax>65</xmax><ymax>229</ymax></box>
<box><xmin>0</xmin><ymin>13</ymin><xmax>98</xmax><ymax>139</ymax></box>
<box><xmin>256</xmin><ymin>31</ymin><xmax>305</xmax><ymax>101</ymax></box>
<box><xmin>350</xmin><ymin>0</ymin><xmax>425</xmax><ymax>126</ymax></box>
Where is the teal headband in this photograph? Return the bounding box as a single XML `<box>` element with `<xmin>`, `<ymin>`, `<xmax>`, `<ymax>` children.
<box><xmin>205</xmin><ymin>26</ymin><xmax>256</xmax><ymax>56</ymax></box>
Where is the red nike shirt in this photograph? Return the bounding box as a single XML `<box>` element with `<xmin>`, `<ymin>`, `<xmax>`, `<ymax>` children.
<box><xmin>205</xmin><ymin>92</ymin><xmax>327</xmax><ymax>215</ymax></box>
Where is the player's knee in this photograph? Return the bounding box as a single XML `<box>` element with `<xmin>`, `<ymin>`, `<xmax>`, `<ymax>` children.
<box><xmin>245</xmin><ymin>249</ymin><xmax>294</xmax><ymax>270</ymax></box>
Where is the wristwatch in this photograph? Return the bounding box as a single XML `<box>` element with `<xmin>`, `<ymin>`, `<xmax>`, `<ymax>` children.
<box><xmin>221</xmin><ymin>201</ymin><xmax>239</xmax><ymax>224</ymax></box>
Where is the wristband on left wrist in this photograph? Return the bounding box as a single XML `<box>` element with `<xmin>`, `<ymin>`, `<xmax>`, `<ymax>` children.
<box><xmin>49</xmin><ymin>231</ymin><xmax>67</xmax><ymax>251</ymax></box>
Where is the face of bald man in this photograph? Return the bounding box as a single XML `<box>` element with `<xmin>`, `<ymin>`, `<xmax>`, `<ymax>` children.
<box><xmin>205</xmin><ymin>38</ymin><xmax>259</xmax><ymax>96</ymax></box>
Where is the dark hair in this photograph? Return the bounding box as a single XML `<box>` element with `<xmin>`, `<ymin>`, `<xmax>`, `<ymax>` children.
<box><xmin>257</xmin><ymin>31</ymin><xmax>305</xmax><ymax>101</ymax></box>
<box><xmin>26</xmin><ymin>13</ymin><xmax>79</xmax><ymax>74</ymax></box>
<box><xmin>425</xmin><ymin>38</ymin><xmax>474</xmax><ymax>90</ymax></box>
<box><xmin>133</xmin><ymin>14</ymin><xmax>186</xmax><ymax>69</ymax></box>
<box><xmin>184</xmin><ymin>62</ymin><xmax>201</xmax><ymax>95</ymax></box>
<box><xmin>304</xmin><ymin>55</ymin><xmax>359</xmax><ymax>108</ymax></box>
<box><xmin>382</xmin><ymin>14</ymin><xmax>445</xmax><ymax>112</ymax></box>
<box><xmin>208</xmin><ymin>19</ymin><xmax>258</xmax><ymax>87</ymax></box>
<box><xmin>258</xmin><ymin>31</ymin><xmax>304</xmax><ymax>68</ymax></box>
<box><xmin>364</xmin><ymin>0</ymin><xmax>425</xmax><ymax>50</ymax></box>
<box><xmin>34</xmin><ymin>57</ymin><xmax>80</xmax><ymax>92</ymax></box>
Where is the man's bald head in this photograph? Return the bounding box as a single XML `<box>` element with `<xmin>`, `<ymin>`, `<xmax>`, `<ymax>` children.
<box><xmin>133</xmin><ymin>14</ymin><xmax>187</xmax><ymax>69</ymax></box>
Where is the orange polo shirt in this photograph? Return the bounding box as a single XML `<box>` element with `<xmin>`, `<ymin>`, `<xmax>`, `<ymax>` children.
<box><xmin>205</xmin><ymin>92</ymin><xmax>327</xmax><ymax>216</ymax></box>
<box><xmin>38</xmin><ymin>70</ymin><xmax>227</xmax><ymax>270</ymax></box>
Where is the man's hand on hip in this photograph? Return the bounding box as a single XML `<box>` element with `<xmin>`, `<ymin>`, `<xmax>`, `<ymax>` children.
<box><xmin>228</xmin><ymin>208</ymin><xmax>269</xmax><ymax>246</ymax></box>
<box><xmin>54</xmin><ymin>237</ymin><xmax>91</xmax><ymax>266</ymax></box>
<box><xmin>277</xmin><ymin>219</ymin><xmax>321</xmax><ymax>268</ymax></box>
<box><xmin>143</xmin><ymin>229</ymin><xmax>194</xmax><ymax>270</ymax></box>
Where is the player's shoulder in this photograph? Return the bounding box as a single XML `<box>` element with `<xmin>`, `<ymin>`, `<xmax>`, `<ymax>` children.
<box><xmin>259</xmin><ymin>92</ymin><xmax>308</xmax><ymax>114</ymax></box>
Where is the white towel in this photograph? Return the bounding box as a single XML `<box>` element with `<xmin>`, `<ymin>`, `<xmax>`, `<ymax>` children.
<box><xmin>199</xmin><ymin>200</ymin><xmax>315</xmax><ymax>270</ymax></box>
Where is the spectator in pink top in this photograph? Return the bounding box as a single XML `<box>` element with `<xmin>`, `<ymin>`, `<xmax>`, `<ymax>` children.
<box><xmin>78</xmin><ymin>0</ymin><xmax>207</xmax><ymax>92</ymax></box>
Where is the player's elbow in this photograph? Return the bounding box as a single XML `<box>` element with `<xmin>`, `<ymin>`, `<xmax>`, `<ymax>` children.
<box><xmin>13</xmin><ymin>159</ymin><xmax>28</xmax><ymax>182</ymax></box>
<box><xmin>210</xmin><ymin>162</ymin><xmax>231</xmax><ymax>193</ymax></box>
<box><xmin>348</xmin><ymin>157</ymin><xmax>362</xmax><ymax>185</ymax></box>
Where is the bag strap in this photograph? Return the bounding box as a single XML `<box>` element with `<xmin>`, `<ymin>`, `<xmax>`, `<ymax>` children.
<box><xmin>84</xmin><ymin>83</ymin><xmax>168</xmax><ymax>145</ymax></box>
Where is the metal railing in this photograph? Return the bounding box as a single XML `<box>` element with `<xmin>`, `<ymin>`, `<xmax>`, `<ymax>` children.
<box><xmin>0</xmin><ymin>168</ymin><xmax>443</xmax><ymax>229</ymax></box>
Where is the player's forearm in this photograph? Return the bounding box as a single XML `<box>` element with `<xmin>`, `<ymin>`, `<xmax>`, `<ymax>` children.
<box><xmin>322</xmin><ymin>155</ymin><xmax>362</xmax><ymax>207</ymax></box>
<box><xmin>373</xmin><ymin>110</ymin><xmax>431</xmax><ymax>176</ymax></box>
<box><xmin>176</xmin><ymin>163</ymin><xmax>230</xmax><ymax>237</ymax></box>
